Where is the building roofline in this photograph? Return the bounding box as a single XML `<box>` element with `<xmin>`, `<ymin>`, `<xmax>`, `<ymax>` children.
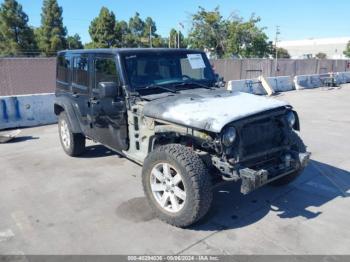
<box><xmin>279</xmin><ymin>37</ymin><xmax>350</xmax><ymax>47</ymax></box>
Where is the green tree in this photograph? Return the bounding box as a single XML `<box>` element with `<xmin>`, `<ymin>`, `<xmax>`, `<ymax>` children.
<box><xmin>188</xmin><ymin>6</ymin><xmax>271</xmax><ymax>58</ymax></box>
<box><xmin>144</xmin><ymin>17</ymin><xmax>157</xmax><ymax>37</ymax></box>
<box><xmin>152</xmin><ymin>36</ymin><xmax>168</xmax><ymax>48</ymax></box>
<box><xmin>226</xmin><ymin>15</ymin><xmax>270</xmax><ymax>58</ymax></box>
<box><xmin>344</xmin><ymin>41</ymin><xmax>350</xmax><ymax>58</ymax></box>
<box><xmin>67</xmin><ymin>33</ymin><xmax>83</xmax><ymax>49</ymax></box>
<box><xmin>36</xmin><ymin>0</ymin><xmax>67</xmax><ymax>56</ymax></box>
<box><xmin>188</xmin><ymin>6</ymin><xmax>227</xmax><ymax>57</ymax></box>
<box><xmin>143</xmin><ymin>17</ymin><xmax>158</xmax><ymax>47</ymax></box>
<box><xmin>169</xmin><ymin>28</ymin><xmax>186</xmax><ymax>48</ymax></box>
<box><xmin>84</xmin><ymin>42</ymin><xmax>96</xmax><ymax>49</ymax></box>
<box><xmin>0</xmin><ymin>0</ymin><xmax>37</xmax><ymax>56</ymax></box>
<box><xmin>273</xmin><ymin>47</ymin><xmax>291</xmax><ymax>59</ymax></box>
<box><xmin>115</xmin><ymin>20</ymin><xmax>133</xmax><ymax>47</ymax></box>
<box><xmin>128</xmin><ymin>12</ymin><xmax>145</xmax><ymax>46</ymax></box>
<box><xmin>89</xmin><ymin>7</ymin><xmax>117</xmax><ymax>48</ymax></box>
<box><xmin>129</xmin><ymin>12</ymin><xmax>144</xmax><ymax>37</ymax></box>
<box><xmin>315</xmin><ymin>52</ymin><xmax>327</xmax><ymax>59</ymax></box>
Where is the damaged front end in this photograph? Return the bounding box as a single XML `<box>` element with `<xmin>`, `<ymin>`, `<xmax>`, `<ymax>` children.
<box><xmin>210</xmin><ymin>106</ymin><xmax>311</xmax><ymax>194</ymax></box>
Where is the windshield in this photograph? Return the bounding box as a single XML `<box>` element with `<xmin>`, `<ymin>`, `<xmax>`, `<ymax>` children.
<box><xmin>122</xmin><ymin>52</ymin><xmax>216</xmax><ymax>91</ymax></box>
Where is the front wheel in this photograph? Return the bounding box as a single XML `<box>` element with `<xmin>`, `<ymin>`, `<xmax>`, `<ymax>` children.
<box><xmin>270</xmin><ymin>131</ymin><xmax>307</xmax><ymax>186</ymax></box>
<box><xmin>58</xmin><ymin>112</ymin><xmax>86</xmax><ymax>157</ymax></box>
<box><xmin>142</xmin><ymin>144</ymin><xmax>212</xmax><ymax>228</ymax></box>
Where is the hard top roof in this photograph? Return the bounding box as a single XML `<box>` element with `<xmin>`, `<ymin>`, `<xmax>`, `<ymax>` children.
<box><xmin>57</xmin><ymin>48</ymin><xmax>204</xmax><ymax>56</ymax></box>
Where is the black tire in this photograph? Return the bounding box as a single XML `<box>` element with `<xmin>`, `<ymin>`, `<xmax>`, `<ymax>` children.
<box><xmin>142</xmin><ymin>144</ymin><xmax>213</xmax><ymax>228</ymax></box>
<box><xmin>58</xmin><ymin>112</ymin><xmax>86</xmax><ymax>157</ymax></box>
<box><xmin>270</xmin><ymin>131</ymin><xmax>307</xmax><ymax>186</ymax></box>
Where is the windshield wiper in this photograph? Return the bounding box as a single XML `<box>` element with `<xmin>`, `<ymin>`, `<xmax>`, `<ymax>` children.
<box><xmin>172</xmin><ymin>80</ymin><xmax>213</xmax><ymax>90</ymax></box>
<box><xmin>142</xmin><ymin>84</ymin><xmax>177</xmax><ymax>93</ymax></box>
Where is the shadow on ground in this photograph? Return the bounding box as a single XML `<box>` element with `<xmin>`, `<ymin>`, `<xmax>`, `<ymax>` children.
<box><xmin>115</xmin><ymin>159</ymin><xmax>350</xmax><ymax>231</ymax></box>
<box><xmin>191</xmin><ymin>159</ymin><xmax>350</xmax><ymax>231</ymax></box>
<box><xmin>79</xmin><ymin>144</ymin><xmax>123</xmax><ymax>158</ymax></box>
<box><xmin>79</xmin><ymin>144</ymin><xmax>349</xmax><ymax>230</ymax></box>
<box><xmin>7</xmin><ymin>136</ymin><xmax>39</xmax><ymax>143</ymax></box>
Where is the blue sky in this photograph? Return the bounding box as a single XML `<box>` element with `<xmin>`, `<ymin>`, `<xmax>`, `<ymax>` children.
<box><xmin>4</xmin><ymin>0</ymin><xmax>350</xmax><ymax>44</ymax></box>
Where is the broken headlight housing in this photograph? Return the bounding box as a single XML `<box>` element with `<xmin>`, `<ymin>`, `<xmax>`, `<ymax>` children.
<box><xmin>222</xmin><ymin>126</ymin><xmax>237</xmax><ymax>147</ymax></box>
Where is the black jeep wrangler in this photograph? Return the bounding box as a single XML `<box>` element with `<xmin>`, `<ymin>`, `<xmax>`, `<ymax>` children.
<box><xmin>54</xmin><ymin>48</ymin><xmax>310</xmax><ymax>227</ymax></box>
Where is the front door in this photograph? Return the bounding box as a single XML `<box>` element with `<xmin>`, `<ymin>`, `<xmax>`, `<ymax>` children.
<box><xmin>88</xmin><ymin>55</ymin><xmax>128</xmax><ymax>151</ymax></box>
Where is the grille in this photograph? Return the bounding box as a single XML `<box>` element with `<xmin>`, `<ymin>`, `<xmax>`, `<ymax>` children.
<box><xmin>239</xmin><ymin>117</ymin><xmax>284</xmax><ymax>157</ymax></box>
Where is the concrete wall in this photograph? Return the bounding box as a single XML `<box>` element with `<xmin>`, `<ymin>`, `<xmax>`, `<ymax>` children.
<box><xmin>0</xmin><ymin>93</ymin><xmax>57</xmax><ymax>130</ymax></box>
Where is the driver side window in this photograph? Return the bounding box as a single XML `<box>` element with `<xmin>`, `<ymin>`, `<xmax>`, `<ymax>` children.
<box><xmin>94</xmin><ymin>58</ymin><xmax>119</xmax><ymax>89</ymax></box>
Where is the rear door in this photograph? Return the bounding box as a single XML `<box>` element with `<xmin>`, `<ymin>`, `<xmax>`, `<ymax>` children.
<box><xmin>88</xmin><ymin>54</ymin><xmax>128</xmax><ymax>151</ymax></box>
<box><xmin>70</xmin><ymin>54</ymin><xmax>91</xmax><ymax>133</ymax></box>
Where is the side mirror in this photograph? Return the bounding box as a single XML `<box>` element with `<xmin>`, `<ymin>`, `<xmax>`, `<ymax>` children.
<box><xmin>98</xmin><ymin>82</ymin><xmax>121</xmax><ymax>98</ymax></box>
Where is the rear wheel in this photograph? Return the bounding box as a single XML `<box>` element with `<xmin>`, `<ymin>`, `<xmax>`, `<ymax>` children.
<box><xmin>142</xmin><ymin>144</ymin><xmax>212</xmax><ymax>228</ymax></box>
<box><xmin>270</xmin><ymin>131</ymin><xmax>307</xmax><ymax>186</ymax></box>
<box><xmin>58</xmin><ymin>112</ymin><xmax>85</xmax><ymax>156</ymax></box>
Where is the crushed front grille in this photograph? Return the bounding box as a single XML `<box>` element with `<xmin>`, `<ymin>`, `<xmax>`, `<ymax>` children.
<box><xmin>240</xmin><ymin>118</ymin><xmax>284</xmax><ymax>157</ymax></box>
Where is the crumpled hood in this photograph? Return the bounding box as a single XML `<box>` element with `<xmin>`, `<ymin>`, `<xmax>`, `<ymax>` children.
<box><xmin>142</xmin><ymin>89</ymin><xmax>289</xmax><ymax>133</ymax></box>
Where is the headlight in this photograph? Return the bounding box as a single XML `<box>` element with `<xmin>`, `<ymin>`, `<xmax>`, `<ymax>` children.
<box><xmin>286</xmin><ymin>111</ymin><xmax>296</xmax><ymax>128</ymax></box>
<box><xmin>222</xmin><ymin>127</ymin><xmax>237</xmax><ymax>147</ymax></box>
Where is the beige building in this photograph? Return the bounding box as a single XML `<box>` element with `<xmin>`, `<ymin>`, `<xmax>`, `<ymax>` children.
<box><xmin>278</xmin><ymin>37</ymin><xmax>350</xmax><ymax>59</ymax></box>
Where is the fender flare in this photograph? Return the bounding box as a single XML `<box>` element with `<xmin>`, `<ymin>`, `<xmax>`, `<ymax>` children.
<box><xmin>54</xmin><ymin>97</ymin><xmax>83</xmax><ymax>133</ymax></box>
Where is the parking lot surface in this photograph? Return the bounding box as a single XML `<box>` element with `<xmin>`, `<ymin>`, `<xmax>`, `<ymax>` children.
<box><xmin>1</xmin><ymin>86</ymin><xmax>350</xmax><ymax>255</ymax></box>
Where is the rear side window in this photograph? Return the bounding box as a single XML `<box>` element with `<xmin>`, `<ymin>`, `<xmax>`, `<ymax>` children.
<box><xmin>95</xmin><ymin>58</ymin><xmax>119</xmax><ymax>87</ymax></box>
<box><xmin>57</xmin><ymin>55</ymin><xmax>70</xmax><ymax>83</ymax></box>
<box><xmin>73</xmin><ymin>57</ymin><xmax>89</xmax><ymax>87</ymax></box>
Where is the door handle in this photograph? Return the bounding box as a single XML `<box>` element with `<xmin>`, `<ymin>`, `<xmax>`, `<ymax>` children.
<box><xmin>72</xmin><ymin>92</ymin><xmax>79</xmax><ymax>98</ymax></box>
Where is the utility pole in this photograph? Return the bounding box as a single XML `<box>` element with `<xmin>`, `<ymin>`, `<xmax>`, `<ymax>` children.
<box><xmin>178</xmin><ymin>22</ymin><xmax>184</xmax><ymax>49</ymax></box>
<box><xmin>168</xmin><ymin>36</ymin><xmax>171</xmax><ymax>48</ymax></box>
<box><xmin>275</xmin><ymin>25</ymin><xmax>280</xmax><ymax>74</ymax></box>
<box><xmin>149</xmin><ymin>25</ymin><xmax>152</xmax><ymax>48</ymax></box>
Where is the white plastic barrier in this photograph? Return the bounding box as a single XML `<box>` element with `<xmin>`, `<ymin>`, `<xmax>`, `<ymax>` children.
<box><xmin>266</xmin><ymin>76</ymin><xmax>294</xmax><ymax>92</ymax></box>
<box><xmin>342</xmin><ymin>72</ymin><xmax>350</xmax><ymax>83</ymax></box>
<box><xmin>293</xmin><ymin>74</ymin><xmax>323</xmax><ymax>90</ymax></box>
<box><xmin>0</xmin><ymin>93</ymin><xmax>57</xmax><ymax>130</ymax></box>
<box><xmin>335</xmin><ymin>73</ymin><xmax>346</xmax><ymax>84</ymax></box>
<box><xmin>228</xmin><ymin>76</ymin><xmax>294</xmax><ymax>94</ymax></box>
<box><xmin>227</xmin><ymin>79</ymin><xmax>267</xmax><ymax>95</ymax></box>
<box><xmin>335</xmin><ymin>72</ymin><xmax>350</xmax><ymax>84</ymax></box>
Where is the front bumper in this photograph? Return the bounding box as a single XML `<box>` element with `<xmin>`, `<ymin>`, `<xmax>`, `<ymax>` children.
<box><xmin>239</xmin><ymin>152</ymin><xmax>311</xmax><ymax>194</ymax></box>
<box><xmin>212</xmin><ymin>151</ymin><xmax>311</xmax><ymax>194</ymax></box>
